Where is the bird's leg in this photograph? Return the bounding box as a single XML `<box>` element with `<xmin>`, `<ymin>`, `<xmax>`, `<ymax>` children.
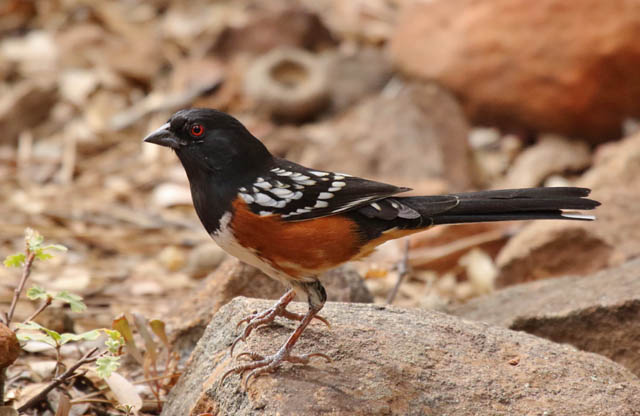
<box><xmin>230</xmin><ymin>287</ymin><xmax>329</xmax><ymax>356</ymax></box>
<box><xmin>221</xmin><ymin>281</ymin><xmax>332</xmax><ymax>388</ymax></box>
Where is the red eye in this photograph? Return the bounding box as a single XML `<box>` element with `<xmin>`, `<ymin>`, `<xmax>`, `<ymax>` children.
<box><xmin>190</xmin><ymin>124</ymin><xmax>204</xmax><ymax>137</ymax></box>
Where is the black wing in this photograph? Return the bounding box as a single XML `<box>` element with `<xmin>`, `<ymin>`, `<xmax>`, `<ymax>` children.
<box><xmin>237</xmin><ymin>158</ymin><xmax>413</xmax><ymax>221</ymax></box>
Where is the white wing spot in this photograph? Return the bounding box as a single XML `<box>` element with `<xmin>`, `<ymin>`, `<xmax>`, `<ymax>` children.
<box><xmin>314</xmin><ymin>200</ymin><xmax>329</xmax><ymax>208</ymax></box>
<box><xmin>271</xmin><ymin>188</ymin><xmax>294</xmax><ymax>198</ymax></box>
<box><xmin>328</xmin><ymin>187</ymin><xmax>341</xmax><ymax>192</ymax></box>
<box><xmin>239</xmin><ymin>187</ymin><xmax>247</xmax><ymax>192</ymax></box>
<box><xmin>333</xmin><ymin>175</ymin><xmax>345</xmax><ymax>180</ymax></box>
<box><xmin>254</xmin><ymin>193</ymin><xmax>278</xmax><ymax>207</ymax></box>
<box><xmin>292</xmin><ymin>191</ymin><xmax>303</xmax><ymax>200</ymax></box>
<box><xmin>296</xmin><ymin>208</ymin><xmax>310</xmax><ymax>214</ymax></box>
<box><xmin>390</xmin><ymin>201</ymin><xmax>399</xmax><ymax>209</ymax></box>
<box><xmin>331</xmin><ymin>181</ymin><xmax>346</xmax><ymax>188</ymax></box>
<box><xmin>239</xmin><ymin>193</ymin><xmax>254</xmax><ymax>203</ymax></box>
<box><xmin>318</xmin><ymin>192</ymin><xmax>334</xmax><ymax>199</ymax></box>
<box><xmin>275</xmin><ymin>200</ymin><xmax>287</xmax><ymax>208</ymax></box>
<box><xmin>259</xmin><ymin>211</ymin><xmax>272</xmax><ymax>216</ymax></box>
<box><xmin>277</xmin><ymin>170</ymin><xmax>293</xmax><ymax>176</ymax></box>
<box><xmin>309</xmin><ymin>170</ymin><xmax>329</xmax><ymax>177</ymax></box>
<box><xmin>255</xmin><ymin>181</ymin><xmax>272</xmax><ymax>190</ymax></box>
<box><xmin>297</xmin><ymin>179</ymin><xmax>317</xmax><ymax>185</ymax></box>
<box><xmin>256</xmin><ymin>177</ymin><xmax>265</xmax><ymax>182</ymax></box>
<box><xmin>294</xmin><ymin>184</ymin><xmax>305</xmax><ymax>190</ymax></box>
<box><xmin>371</xmin><ymin>202</ymin><xmax>382</xmax><ymax>211</ymax></box>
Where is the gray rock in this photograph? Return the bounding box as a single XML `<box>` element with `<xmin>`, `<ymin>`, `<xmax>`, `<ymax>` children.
<box><xmin>496</xmin><ymin>131</ymin><xmax>640</xmax><ymax>286</ymax></box>
<box><xmin>449</xmin><ymin>258</ymin><xmax>640</xmax><ymax>378</ymax></box>
<box><xmin>162</xmin><ymin>297</ymin><xmax>640</xmax><ymax>416</ymax></box>
<box><xmin>167</xmin><ymin>258</ymin><xmax>372</xmax><ymax>360</ymax></box>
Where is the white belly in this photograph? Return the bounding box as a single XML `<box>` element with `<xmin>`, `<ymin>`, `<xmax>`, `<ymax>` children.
<box><xmin>211</xmin><ymin>212</ymin><xmax>293</xmax><ymax>286</ymax></box>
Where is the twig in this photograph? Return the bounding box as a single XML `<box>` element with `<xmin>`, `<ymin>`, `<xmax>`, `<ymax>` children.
<box><xmin>0</xmin><ymin>368</ymin><xmax>5</xmax><ymax>406</ymax></box>
<box><xmin>23</xmin><ymin>296</ymin><xmax>53</xmax><ymax>325</ymax></box>
<box><xmin>17</xmin><ymin>347</ymin><xmax>99</xmax><ymax>413</ymax></box>
<box><xmin>386</xmin><ymin>239</ymin><xmax>411</xmax><ymax>305</ymax></box>
<box><xmin>6</xmin><ymin>251</ymin><xmax>36</xmax><ymax>326</ymax></box>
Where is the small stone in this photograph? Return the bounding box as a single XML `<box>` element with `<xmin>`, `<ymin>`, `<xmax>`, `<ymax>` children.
<box><xmin>186</xmin><ymin>243</ymin><xmax>227</xmax><ymax>279</ymax></box>
<box><xmin>158</xmin><ymin>246</ymin><xmax>187</xmax><ymax>272</ymax></box>
<box><xmin>0</xmin><ymin>322</ymin><xmax>20</xmax><ymax>369</ymax></box>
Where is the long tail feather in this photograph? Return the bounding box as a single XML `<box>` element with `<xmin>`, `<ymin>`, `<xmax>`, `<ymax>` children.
<box><xmin>400</xmin><ymin>187</ymin><xmax>600</xmax><ymax>226</ymax></box>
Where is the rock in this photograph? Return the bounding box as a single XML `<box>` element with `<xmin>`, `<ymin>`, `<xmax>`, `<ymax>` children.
<box><xmin>496</xmin><ymin>224</ymin><xmax>612</xmax><ymax>287</ymax></box>
<box><xmin>390</xmin><ymin>0</ymin><xmax>640</xmax><ymax>142</ymax></box>
<box><xmin>185</xmin><ymin>243</ymin><xmax>228</xmax><ymax>279</ymax></box>
<box><xmin>151</xmin><ymin>183</ymin><xmax>191</xmax><ymax>208</ymax></box>
<box><xmin>244</xmin><ymin>48</ymin><xmax>329</xmax><ymax>121</ymax></box>
<box><xmin>496</xmin><ymin>131</ymin><xmax>640</xmax><ymax>286</ymax></box>
<box><xmin>499</xmin><ymin>134</ymin><xmax>591</xmax><ymax>189</ymax></box>
<box><xmin>0</xmin><ymin>81</ymin><xmax>57</xmax><ymax>144</ymax></box>
<box><xmin>326</xmin><ymin>47</ymin><xmax>392</xmax><ymax>113</ymax></box>
<box><xmin>212</xmin><ymin>8</ymin><xmax>337</xmax><ymax>58</ymax></box>
<box><xmin>162</xmin><ymin>297</ymin><xmax>640</xmax><ymax>416</ymax></box>
<box><xmin>0</xmin><ymin>322</ymin><xmax>20</xmax><ymax>369</ymax></box>
<box><xmin>168</xmin><ymin>258</ymin><xmax>372</xmax><ymax>359</ymax></box>
<box><xmin>295</xmin><ymin>82</ymin><xmax>471</xmax><ymax>189</ymax></box>
<box><xmin>450</xmin><ymin>259</ymin><xmax>640</xmax><ymax>378</ymax></box>
<box><xmin>0</xmin><ymin>0</ymin><xmax>36</xmax><ymax>36</ymax></box>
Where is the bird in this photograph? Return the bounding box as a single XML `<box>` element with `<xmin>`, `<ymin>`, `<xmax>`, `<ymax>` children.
<box><xmin>143</xmin><ymin>108</ymin><xmax>600</xmax><ymax>387</ymax></box>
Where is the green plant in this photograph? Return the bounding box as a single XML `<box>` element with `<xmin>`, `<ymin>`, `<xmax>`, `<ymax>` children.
<box><xmin>1</xmin><ymin>228</ymin><xmax>126</xmax><ymax>413</ymax></box>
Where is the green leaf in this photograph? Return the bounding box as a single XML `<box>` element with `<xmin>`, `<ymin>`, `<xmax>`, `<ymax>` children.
<box><xmin>96</xmin><ymin>356</ymin><xmax>121</xmax><ymax>378</ymax></box>
<box><xmin>4</xmin><ymin>253</ymin><xmax>26</xmax><ymax>268</ymax></box>
<box><xmin>15</xmin><ymin>322</ymin><xmax>60</xmax><ymax>346</ymax></box>
<box><xmin>25</xmin><ymin>228</ymin><xmax>44</xmax><ymax>252</ymax></box>
<box><xmin>103</xmin><ymin>330</ymin><xmax>125</xmax><ymax>354</ymax></box>
<box><xmin>34</xmin><ymin>251</ymin><xmax>52</xmax><ymax>261</ymax></box>
<box><xmin>42</xmin><ymin>244</ymin><xmax>68</xmax><ymax>252</ymax></box>
<box><xmin>16</xmin><ymin>329</ymin><xmax>56</xmax><ymax>346</ymax></box>
<box><xmin>54</xmin><ymin>291</ymin><xmax>86</xmax><ymax>312</ymax></box>
<box><xmin>59</xmin><ymin>329</ymin><xmax>101</xmax><ymax>345</ymax></box>
<box><xmin>26</xmin><ymin>286</ymin><xmax>50</xmax><ymax>301</ymax></box>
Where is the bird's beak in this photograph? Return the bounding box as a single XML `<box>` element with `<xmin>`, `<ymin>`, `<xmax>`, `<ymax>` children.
<box><xmin>143</xmin><ymin>122</ymin><xmax>180</xmax><ymax>149</ymax></box>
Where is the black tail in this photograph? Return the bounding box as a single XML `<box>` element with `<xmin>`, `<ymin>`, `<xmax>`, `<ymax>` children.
<box><xmin>400</xmin><ymin>187</ymin><xmax>600</xmax><ymax>226</ymax></box>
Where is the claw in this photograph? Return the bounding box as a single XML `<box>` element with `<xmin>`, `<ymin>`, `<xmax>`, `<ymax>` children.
<box><xmin>221</xmin><ymin>289</ymin><xmax>333</xmax><ymax>388</ymax></box>
<box><xmin>237</xmin><ymin>352</ymin><xmax>264</xmax><ymax>361</ymax></box>
<box><xmin>306</xmin><ymin>352</ymin><xmax>332</xmax><ymax>363</ymax></box>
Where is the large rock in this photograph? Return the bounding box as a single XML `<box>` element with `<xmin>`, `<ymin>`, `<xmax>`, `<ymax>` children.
<box><xmin>496</xmin><ymin>132</ymin><xmax>640</xmax><ymax>286</ymax></box>
<box><xmin>390</xmin><ymin>0</ymin><xmax>640</xmax><ymax>142</ymax></box>
<box><xmin>498</xmin><ymin>135</ymin><xmax>591</xmax><ymax>189</ymax></box>
<box><xmin>450</xmin><ymin>259</ymin><xmax>640</xmax><ymax>377</ymax></box>
<box><xmin>168</xmin><ymin>258</ymin><xmax>372</xmax><ymax>359</ymax></box>
<box><xmin>162</xmin><ymin>298</ymin><xmax>640</xmax><ymax>416</ymax></box>
<box><xmin>288</xmin><ymin>82</ymin><xmax>471</xmax><ymax>190</ymax></box>
<box><xmin>0</xmin><ymin>80</ymin><xmax>57</xmax><ymax>143</ymax></box>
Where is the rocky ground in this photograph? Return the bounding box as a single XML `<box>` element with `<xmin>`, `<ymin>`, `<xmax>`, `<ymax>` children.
<box><xmin>1</xmin><ymin>0</ymin><xmax>640</xmax><ymax>414</ymax></box>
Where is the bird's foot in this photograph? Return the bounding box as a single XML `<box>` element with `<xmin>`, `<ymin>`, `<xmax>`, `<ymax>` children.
<box><xmin>230</xmin><ymin>291</ymin><xmax>330</xmax><ymax>356</ymax></box>
<box><xmin>221</xmin><ymin>345</ymin><xmax>331</xmax><ymax>389</ymax></box>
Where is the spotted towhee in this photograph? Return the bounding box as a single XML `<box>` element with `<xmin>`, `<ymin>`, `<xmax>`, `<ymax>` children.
<box><xmin>144</xmin><ymin>108</ymin><xmax>599</xmax><ymax>386</ymax></box>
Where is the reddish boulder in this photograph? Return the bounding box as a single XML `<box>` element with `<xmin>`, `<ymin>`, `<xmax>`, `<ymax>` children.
<box><xmin>391</xmin><ymin>0</ymin><xmax>640</xmax><ymax>142</ymax></box>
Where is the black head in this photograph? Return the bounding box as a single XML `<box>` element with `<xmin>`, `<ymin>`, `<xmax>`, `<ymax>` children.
<box><xmin>143</xmin><ymin>108</ymin><xmax>272</xmax><ymax>180</ymax></box>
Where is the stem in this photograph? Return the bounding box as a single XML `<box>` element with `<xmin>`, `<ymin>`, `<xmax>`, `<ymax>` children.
<box><xmin>17</xmin><ymin>347</ymin><xmax>99</xmax><ymax>413</ymax></box>
<box><xmin>1</xmin><ymin>367</ymin><xmax>6</xmax><ymax>406</ymax></box>
<box><xmin>23</xmin><ymin>296</ymin><xmax>53</xmax><ymax>325</ymax></box>
<box><xmin>55</xmin><ymin>344</ymin><xmax>63</xmax><ymax>378</ymax></box>
<box><xmin>6</xmin><ymin>251</ymin><xmax>36</xmax><ymax>326</ymax></box>
<box><xmin>386</xmin><ymin>239</ymin><xmax>411</xmax><ymax>305</ymax></box>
